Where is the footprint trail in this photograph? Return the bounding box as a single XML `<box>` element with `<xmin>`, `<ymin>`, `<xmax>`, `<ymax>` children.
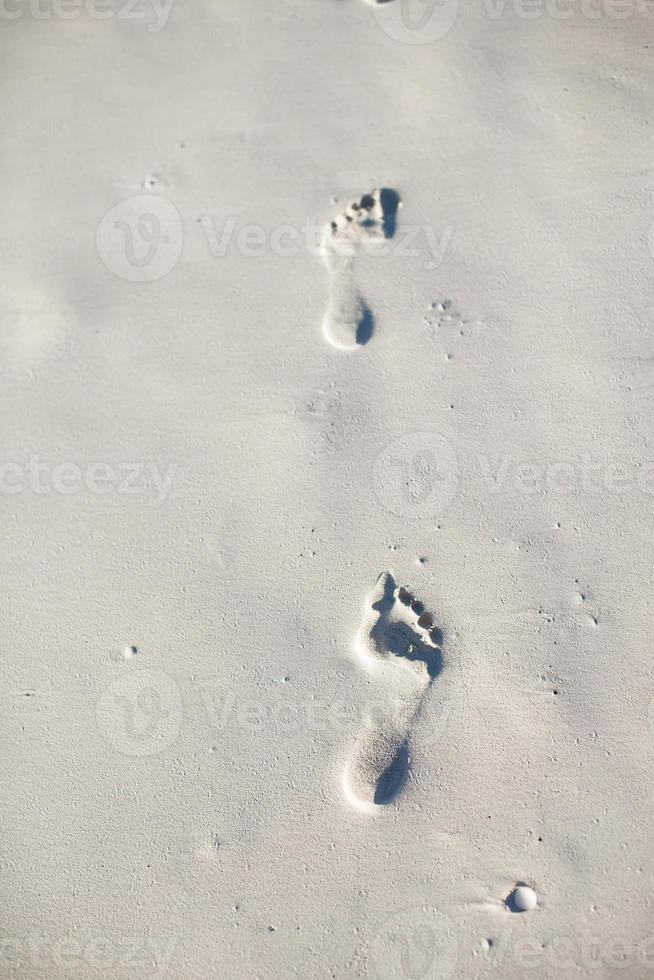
<box><xmin>320</xmin><ymin>188</ymin><xmax>400</xmax><ymax>350</ymax></box>
<box><xmin>344</xmin><ymin>571</ymin><xmax>443</xmax><ymax>809</ymax></box>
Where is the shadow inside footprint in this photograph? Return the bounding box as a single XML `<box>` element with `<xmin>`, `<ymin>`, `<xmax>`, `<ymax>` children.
<box><xmin>380</xmin><ymin>187</ymin><xmax>401</xmax><ymax>238</ymax></box>
<box><xmin>356</xmin><ymin>305</ymin><xmax>374</xmax><ymax>346</ymax></box>
<box><xmin>429</xmin><ymin>626</ymin><xmax>444</xmax><ymax>648</ymax></box>
<box><xmin>383</xmin><ymin>627</ymin><xmax>442</xmax><ymax>680</ymax></box>
<box><xmin>371</xmin><ymin>570</ymin><xmax>397</xmax><ymax>612</ymax></box>
<box><xmin>374</xmin><ymin>741</ymin><xmax>409</xmax><ymax>805</ymax></box>
<box><xmin>403</xmin><ymin>639</ymin><xmax>442</xmax><ymax>681</ymax></box>
<box><xmin>347</xmin><ymin>572</ymin><xmax>445</xmax><ymax>809</ymax></box>
<box><xmin>370</xmin><ymin>573</ymin><xmax>443</xmax><ymax>679</ymax></box>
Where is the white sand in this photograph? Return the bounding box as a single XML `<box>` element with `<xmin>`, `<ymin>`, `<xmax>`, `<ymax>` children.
<box><xmin>2</xmin><ymin>0</ymin><xmax>654</xmax><ymax>977</ymax></box>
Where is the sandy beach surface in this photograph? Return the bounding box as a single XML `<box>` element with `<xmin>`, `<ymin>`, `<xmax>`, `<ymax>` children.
<box><xmin>2</xmin><ymin>1</ymin><xmax>654</xmax><ymax>977</ymax></box>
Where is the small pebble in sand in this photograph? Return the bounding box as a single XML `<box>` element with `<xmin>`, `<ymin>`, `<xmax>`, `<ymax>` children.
<box><xmin>509</xmin><ymin>884</ymin><xmax>538</xmax><ymax>912</ymax></box>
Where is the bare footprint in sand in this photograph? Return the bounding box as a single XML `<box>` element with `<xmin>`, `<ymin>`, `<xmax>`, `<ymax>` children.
<box><xmin>343</xmin><ymin>572</ymin><xmax>442</xmax><ymax>809</ymax></box>
<box><xmin>320</xmin><ymin>188</ymin><xmax>400</xmax><ymax>350</ymax></box>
